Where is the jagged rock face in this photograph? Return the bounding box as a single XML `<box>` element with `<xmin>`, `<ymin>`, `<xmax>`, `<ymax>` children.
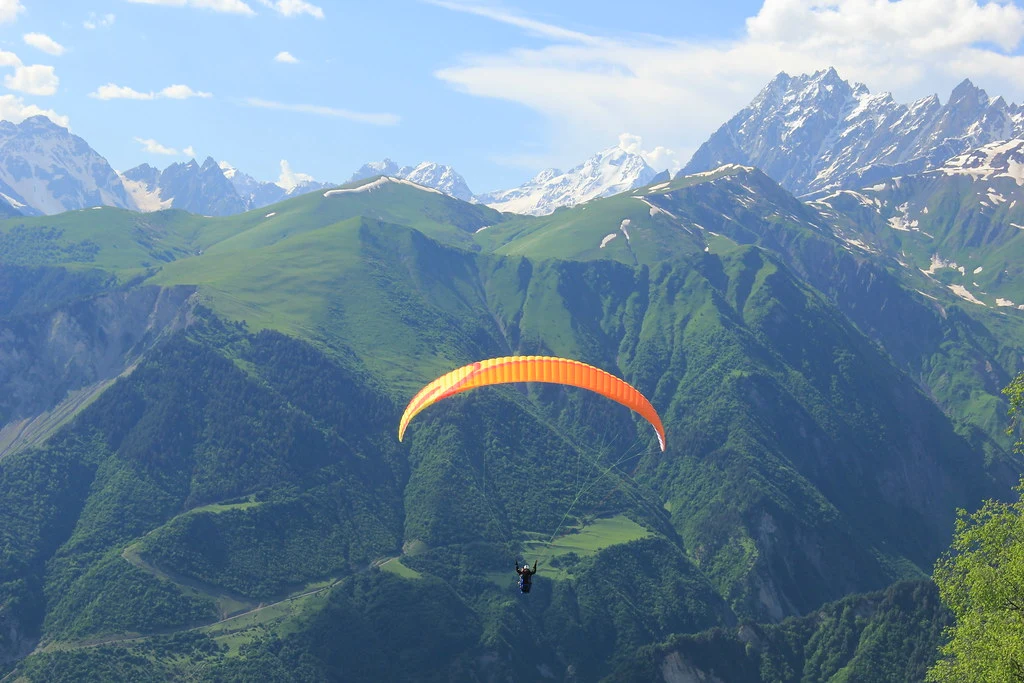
<box><xmin>683</xmin><ymin>68</ymin><xmax>1024</xmax><ymax>196</ymax></box>
<box><xmin>401</xmin><ymin>162</ymin><xmax>474</xmax><ymax>201</ymax></box>
<box><xmin>156</xmin><ymin>157</ymin><xmax>247</xmax><ymax>216</ymax></box>
<box><xmin>0</xmin><ymin>608</ymin><xmax>35</xmax><ymax>675</ymax></box>
<box><xmin>0</xmin><ymin>115</ymin><xmax>135</xmax><ymax>215</ymax></box>
<box><xmin>223</xmin><ymin>165</ymin><xmax>287</xmax><ymax>209</ymax></box>
<box><xmin>122</xmin><ymin>163</ymin><xmax>160</xmax><ymax>187</ymax></box>
<box><xmin>0</xmin><ymin>284</ymin><xmax>197</xmax><ymax>458</ymax></box>
<box><xmin>478</xmin><ymin>146</ymin><xmax>658</xmax><ymax>215</ymax></box>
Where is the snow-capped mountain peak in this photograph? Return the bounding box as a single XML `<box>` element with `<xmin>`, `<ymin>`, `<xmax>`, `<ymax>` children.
<box><xmin>477</xmin><ymin>144</ymin><xmax>659</xmax><ymax>215</ymax></box>
<box><xmin>401</xmin><ymin>161</ymin><xmax>474</xmax><ymax>201</ymax></box>
<box><xmin>684</xmin><ymin>69</ymin><xmax>1024</xmax><ymax>197</ymax></box>
<box><xmin>0</xmin><ymin>115</ymin><xmax>135</xmax><ymax>215</ymax></box>
<box><xmin>218</xmin><ymin>160</ymin><xmax>237</xmax><ymax>180</ymax></box>
<box><xmin>348</xmin><ymin>159</ymin><xmax>401</xmax><ymax>183</ymax></box>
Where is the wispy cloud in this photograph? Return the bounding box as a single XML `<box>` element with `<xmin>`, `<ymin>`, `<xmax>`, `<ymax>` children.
<box><xmin>184</xmin><ymin>145</ymin><xmax>196</xmax><ymax>157</ymax></box>
<box><xmin>134</xmin><ymin>137</ymin><xmax>180</xmax><ymax>155</ymax></box>
<box><xmin>274</xmin><ymin>50</ymin><xmax>299</xmax><ymax>63</ymax></box>
<box><xmin>23</xmin><ymin>33</ymin><xmax>66</xmax><ymax>57</ymax></box>
<box><xmin>244</xmin><ymin>97</ymin><xmax>400</xmax><ymax>125</ymax></box>
<box><xmin>0</xmin><ymin>50</ymin><xmax>59</xmax><ymax>96</ymax></box>
<box><xmin>431</xmin><ymin>0</ymin><xmax>1024</xmax><ymax>167</ymax></box>
<box><xmin>90</xmin><ymin>83</ymin><xmax>212</xmax><ymax>100</ymax></box>
<box><xmin>0</xmin><ymin>0</ymin><xmax>24</xmax><ymax>24</ymax></box>
<box><xmin>259</xmin><ymin>0</ymin><xmax>324</xmax><ymax>19</ymax></box>
<box><xmin>0</xmin><ymin>94</ymin><xmax>68</xmax><ymax>128</ymax></box>
<box><xmin>424</xmin><ymin>0</ymin><xmax>601</xmax><ymax>45</ymax></box>
<box><xmin>125</xmin><ymin>0</ymin><xmax>255</xmax><ymax>16</ymax></box>
<box><xmin>83</xmin><ymin>12</ymin><xmax>115</xmax><ymax>29</ymax></box>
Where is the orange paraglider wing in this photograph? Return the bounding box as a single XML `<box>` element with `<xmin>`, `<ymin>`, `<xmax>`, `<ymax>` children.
<box><xmin>398</xmin><ymin>356</ymin><xmax>666</xmax><ymax>451</ymax></box>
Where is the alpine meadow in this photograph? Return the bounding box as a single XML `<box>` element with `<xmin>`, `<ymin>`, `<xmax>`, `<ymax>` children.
<box><xmin>3</xmin><ymin>2</ymin><xmax>1024</xmax><ymax>682</ymax></box>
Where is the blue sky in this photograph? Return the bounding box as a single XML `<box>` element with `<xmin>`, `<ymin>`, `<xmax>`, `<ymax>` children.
<box><xmin>2</xmin><ymin>0</ymin><xmax>1024</xmax><ymax>192</ymax></box>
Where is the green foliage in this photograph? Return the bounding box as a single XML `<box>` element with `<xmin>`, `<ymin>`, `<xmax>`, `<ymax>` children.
<box><xmin>44</xmin><ymin>550</ymin><xmax>218</xmax><ymax>639</ymax></box>
<box><xmin>16</xmin><ymin>648</ymin><xmax>168</xmax><ymax>683</ymax></box>
<box><xmin>610</xmin><ymin>580</ymin><xmax>950</xmax><ymax>683</ymax></box>
<box><xmin>928</xmin><ymin>481</ymin><xmax>1024</xmax><ymax>682</ymax></box>
<box><xmin>203</xmin><ymin>572</ymin><xmax>482</xmax><ymax>682</ymax></box>
<box><xmin>0</xmin><ymin>322</ymin><xmax>405</xmax><ymax>649</ymax></box>
<box><xmin>0</xmin><ymin>225</ymin><xmax>99</xmax><ymax>265</ymax></box>
<box><xmin>0</xmin><ymin>265</ymin><xmax>114</xmax><ymax>317</ymax></box>
<box><xmin>1004</xmin><ymin>372</ymin><xmax>1024</xmax><ymax>454</ymax></box>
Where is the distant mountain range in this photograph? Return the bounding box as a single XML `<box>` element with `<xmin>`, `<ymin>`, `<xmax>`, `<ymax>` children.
<box><xmin>476</xmin><ymin>145</ymin><xmax>665</xmax><ymax>215</ymax></box>
<box><xmin>119</xmin><ymin>158</ymin><xmax>334</xmax><ymax>217</ymax></box>
<box><xmin>683</xmin><ymin>67</ymin><xmax>1024</xmax><ymax>197</ymax></box>
<box><xmin>348</xmin><ymin>147</ymin><xmax>664</xmax><ymax>215</ymax></box>
<box><xmin>3</xmin><ymin>68</ymin><xmax>1024</xmax><ymax>220</ymax></box>
<box><xmin>0</xmin><ymin>117</ymin><xmax>666</xmax><ymax>218</ymax></box>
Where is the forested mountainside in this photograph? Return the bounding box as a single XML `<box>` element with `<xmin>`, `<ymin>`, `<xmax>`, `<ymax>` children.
<box><xmin>0</xmin><ymin>153</ymin><xmax>1020</xmax><ymax>681</ymax></box>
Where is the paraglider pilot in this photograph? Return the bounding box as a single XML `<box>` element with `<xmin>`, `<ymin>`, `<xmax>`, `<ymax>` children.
<box><xmin>516</xmin><ymin>559</ymin><xmax>537</xmax><ymax>593</ymax></box>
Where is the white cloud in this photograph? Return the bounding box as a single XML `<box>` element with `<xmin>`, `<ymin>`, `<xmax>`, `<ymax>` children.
<box><xmin>274</xmin><ymin>50</ymin><xmax>299</xmax><ymax>63</ymax></box>
<box><xmin>259</xmin><ymin>0</ymin><xmax>324</xmax><ymax>19</ymax></box>
<box><xmin>23</xmin><ymin>33</ymin><xmax>65</xmax><ymax>56</ymax></box>
<box><xmin>276</xmin><ymin>159</ymin><xmax>315</xmax><ymax>191</ymax></box>
<box><xmin>424</xmin><ymin>0</ymin><xmax>599</xmax><ymax>44</ymax></box>
<box><xmin>0</xmin><ymin>94</ymin><xmax>68</xmax><ymax>128</ymax></box>
<box><xmin>90</xmin><ymin>83</ymin><xmax>153</xmax><ymax>100</ymax></box>
<box><xmin>184</xmin><ymin>145</ymin><xmax>196</xmax><ymax>157</ymax></box>
<box><xmin>84</xmin><ymin>12</ymin><xmax>115</xmax><ymax>29</ymax></box>
<box><xmin>432</xmin><ymin>0</ymin><xmax>1024</xmax><ymax>169</ymax></box>
<box><xmin>134</xmin><ymin>137</ymin><xmax>180</xmax><ymax>155</ymax></box>
<box><xmin>0</xmin><ymin>0</ymin><xmax>24</xmax><ymax>24</ymax></box>
<box><xmin>0</xmin><ymin>52</ymin><xmax>59</xmax><ymax>96</ymax></box>
<box><xmin>244</xmin><ymin>97</ymin><xmax>400</xmax><ymax>125</ymax></box>
<box><xmin>125</xmin><ymin>0</ymin><xmax>255</xmax><ymax>15</ymax></box>
<box><xmin>5</xmin><ymin>64</ymin><xmax>59</xmax><ymax>96</ymax></box>
<box><xmin>89</xmin><ymin>83</ymin><xmax>212</xmax><ymax>100</ymax></box>
<box><xmin>159</xmin><ymin>84</ymin><xmax>212</xmax><ymax>98</ymax></box>
<box><xmin>617</xmin><ymin>133</ymin><xmax>681</xmax><ymax>173</ymax></box>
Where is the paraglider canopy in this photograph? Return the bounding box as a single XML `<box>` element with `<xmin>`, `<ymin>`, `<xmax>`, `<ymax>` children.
<box><xmin>398</xmin><ymin>355</ymin><xmax>666</xmax><ymax>451</ymax></box>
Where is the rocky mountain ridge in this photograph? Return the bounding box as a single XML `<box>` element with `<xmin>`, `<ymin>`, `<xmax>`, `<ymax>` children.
<box><xmin>683</xmin><ymin>67</ymin><xmax>1024</xmax><ymax>197</ymax></box>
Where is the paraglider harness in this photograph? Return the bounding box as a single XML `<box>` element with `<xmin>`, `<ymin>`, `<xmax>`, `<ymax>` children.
<box><xmin>516</xmin><ymin>560</ymin><xmax>537</xmax><ymax>593</ymax></box>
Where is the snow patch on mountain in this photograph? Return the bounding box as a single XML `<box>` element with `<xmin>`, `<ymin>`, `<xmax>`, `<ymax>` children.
<box><xmin>347</xmin><ymin>158</ymin><xmax>472</xmax><ymax>200</ymax></box>
<box><xmin>619</xmin><ymin>218</ymin><xmax>631</xmax><ymax>241</ymax></box>
<box><xmin>120</xmin><ymin>174</ymin><xmax>171</xmax><ymax>211</ymax></box>
<box><xmin>324</xmin><ymin>176</ymin><xmax>443</xmax><ymax>197</ymax></box>
<box><xmin>935</xmin><ymin>138</ymin><xmax>1024</xmax><ymax>186</ymax></box>
<box><xmin>949</xmin><ymin>285</ymin><xmax>985</xmax><ymax>305</ymax></box>
<box><xmin>0</xmin><ymin>192</ymin><xmax>25</xmax><ymax>209</ymax></box>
